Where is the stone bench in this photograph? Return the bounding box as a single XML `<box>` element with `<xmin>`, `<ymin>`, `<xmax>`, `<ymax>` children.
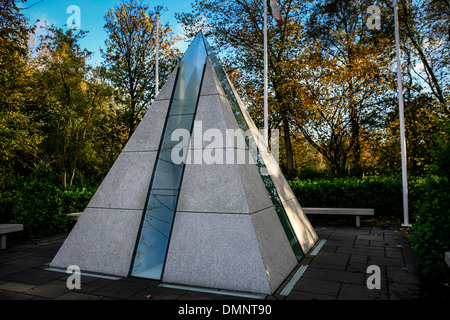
<box><xmin>67</xmin><ymin>213</ymin><xmax>82</xmax><ymax>221</ymax></box>
<box><xmin>302</xmin><ymin>208</ymin><xmax>375</xmax><ymax>227</ymax></box>
<box><xmin>0</xmin><ymin>224</ymin><xmax>24</xmax><ymax>249</ymax></box>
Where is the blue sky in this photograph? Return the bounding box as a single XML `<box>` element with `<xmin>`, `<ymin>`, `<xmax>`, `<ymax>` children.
<box><xmin>21</xmin><ymin>0</ymin><xmax>193</xmax><ymax>64</ymax></box>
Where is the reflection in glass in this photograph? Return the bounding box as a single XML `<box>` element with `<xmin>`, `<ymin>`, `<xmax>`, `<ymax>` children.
<box><xmin>131</xmin><ymin>189</ymin><xmax>178</xmax><ymax>278</ymax></box>
<box><xmin>130</xmin><ymin>33</ymin><xmax>208</xmax><ymax>280</ymax></box>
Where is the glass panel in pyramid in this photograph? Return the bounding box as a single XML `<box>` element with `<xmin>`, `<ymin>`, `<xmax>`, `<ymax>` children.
<box><xmin>130</xmin><ymin>33</ymin><xmax>207</xmax><ymax>280</ymax></box>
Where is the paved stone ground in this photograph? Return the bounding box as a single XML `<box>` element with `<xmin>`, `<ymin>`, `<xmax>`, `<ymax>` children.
<box><xmin>273</xmin><ymin>226</ymin><xmax>420</xmax><ymax>300</ymax></box>
<box><xmin>0</xmin><ymin>226</ymin><xmax>420</xmax><ymax>300</ymax></box>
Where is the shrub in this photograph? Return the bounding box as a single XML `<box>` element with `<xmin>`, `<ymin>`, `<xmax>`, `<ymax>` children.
<box><xmin>0</xmin><ymin>176</ymin><xmax>19</xmax><ymax>224</ymax></box>
<box><xmin>408</xmin><ymin>121</ymin><xmax>450</xmax><ymax>285</ymax></box>
<box><xmin>408</xmin><ymin>176</ymin><xmax>450</xmax><ymax>282</ymax></box>
<box><xmin>2</xmin><ymin>162</ymin><xmax>102</xmax><ymax>239</ymax></box>
<box><xmin>296</xmin><ymin>168</ymin><xmax>329</xmax><ymax>180</ymax></box>
<box><xmin>12</xmin><ymin>162</ymin><xmax>69</xmax><ymax>239</ymax></box>
<box><xmin>60</xmin><ymin>187</ymin><xmax>95</xmax><ymax>214</ymax></box>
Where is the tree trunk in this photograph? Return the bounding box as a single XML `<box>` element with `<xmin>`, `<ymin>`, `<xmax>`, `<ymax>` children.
<box><xmin>79</xmin><ymin>172</ymin><xmax>84</xmax><ymax>189</ymax></box>
<box><xmin>350</xmin><ymin>115</ymin><xmax>363</xmax><ymax>178</ymax></box>
<box><xmin>62</xmin><ymin>171</ymin><xmax>67</xmax><ymax>191</ymax></box>
<box><xmin>128</xmin><ymin>100</ymin><xmax>136</xmax><ymax>141</ymax></box>
<box><xmin>69</xmin><ymin>166</ymin><xmax>76</xmax><ymax>190</ymax></box>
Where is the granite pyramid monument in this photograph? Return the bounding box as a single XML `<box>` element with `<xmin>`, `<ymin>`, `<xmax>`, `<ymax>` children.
<box><xmin>51</xmin><ymin>33</ymin><xmax>318</xmax><ymax>295</ymax></box>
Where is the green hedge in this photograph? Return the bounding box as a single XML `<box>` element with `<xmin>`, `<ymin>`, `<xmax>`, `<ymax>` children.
<box><xmin>289</xmin><ymin>176</ymin><xmax>404</xmax><ymax>219</ymax></box>
<box><xmin>408</xmin><ymin>176</ymin><xmax>450</xmax><ymax>279</ymax></box>
<box><xmin>60</xmin><ymin>188</ymin><xmax>96</xmax><ymax>216</ymax></box>
<box><xmin>1</xmin><ymin>162</ymin><xmax>98</xmax><ymax>239</ymax></box>
<box><xmin>0</xmin><ymin>176</ymin><xmax>19</xmax><ymax>224</ymax></box>
<box><xmin>408</xmin><ymin>124</ymin><xmax>450</xmax><ymax>286</ymax></box>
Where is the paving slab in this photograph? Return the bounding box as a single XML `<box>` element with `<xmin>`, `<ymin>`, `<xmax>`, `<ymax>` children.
<box><xmin>293</xmin><ymin>277</ymin><xmax>341</xmax><ymax>297</ymax></box>
<box><xmin>336</xmin><ymin>245</ymin><xmax>385</xmax><ymax>257</ymax></box>
<box><xmin>367</xmin><ymin>256</ymin><xmax>405</xmax><ymax>267</ymax></box>
<box><xmin>27</xmin><ymin>279</ymin><xmax>71</xmax><ymax>299</ymax></box>
<box><xmin>6</xmin><ymin>256</ymin><xmax>50</xmax><ymax>268</ymax></box>
<box><xmin>387</xmin><ymin>270</ymin><xmax>421</xmax><ymax>285</ymax></box>
<box><xmin>388</xmin><ymin>282</ymin><xmax>421</xmax><ymax>300</ymax></box>
<box><xmin>302</xmin><ymin>267</ymin><xmax>365</xmax><ymax>285</ymax></box>
<box><xmin>136</xmin><ymin>285</ymin><xmax>187</xmax><ymax>300</ymax></box>
<box><xmin>385</xmin><ymin>247</ymin><xmax>404</xmax><ymax>259</ymax></box>
<box><xmin>75</xmin><ymin>278</ymin><xmax>115</xmax><ymax>294</ymax></box>
<box><xmin>312</xmin><ymin>252</ymin><xmax>350</xmax><ymax>266</ymax></box>
<box><xmin>354</xmin><ymin>239</ymin><xmax>370</xmax><ymax>247</ymax></box>
<box><xmin>91</xmin><ymin>278</ymin><xmax>154</xmax><ymax>300</ymax></box>
<box><xmin>356</xmin><ymin>234</ymin><xmax>384</xmax><ymax>241</ymax></box>
<box><xmin>55</xmin><ymin>291</ymin><xmax>102</xmax><ymax>300</ymax></box>
<box><xmin>0</xmin><ymin>264</ymin><xmax>31</xmax><ymax>278</ymax></box>
<box><xmin>285</xmin><ymin>290</ymin><xmax>335</xmax><ymax>300</ymax></box>
<box><xmin>0</xmin><ymin>281</ymin><xmax>36</xmax><ymax>293</ymax></box>
<box><xmin>319</xmin><ymin>244</ymin><xmax>338</xmax><ymax>253</ymax></box>
<box><xmin>310</xmin><ymin>263</ymin><xmax>346</xmax><ymax>271</ymax></box>
<box><xmin>2</xmin><ymin>267</ymin><xmax>63</xmax><ymax>285</ymax></box>
<box><xmin>323</xmin><ymin>240</ymin><xmax>355</xmax><ymax>247</ymax></box>
<box><xmin>349</xmin><ymin>254</ymin><xmax>368</xmax><ymax>264</ymax></box>
<box><xmin>346</xmin><ymin>262</ymin><xmax>369</xmax><ymax>273</ymax></box>
<box><xmin>0</xmin><ymin>290</ymin><xmax>34</xmax><ymax>300</ymax></box>
<box><xmin>0</xmin><ymin>251</ymin><xmax>35</xmax><ymax>262</ymax></box>
<box><xmin>338</xmin><ymin>283</ymin><xmax>388</xmax><ymax>300</ymax></box>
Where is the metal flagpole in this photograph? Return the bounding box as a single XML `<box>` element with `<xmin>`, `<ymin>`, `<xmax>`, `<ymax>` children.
<box><xmin>155</xmin><ymin>11</ymin><xmax>160</xmax><ymax>97</ymax></box>
<box><xmin>394</xmin><ymin>0</ymin><xmax>410</xmax><ymax>226</ymax></box>
<box><xmin>263</xmin><ymin>0</ymin><xmax>269</xmax><ymax>149</ymax></box>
